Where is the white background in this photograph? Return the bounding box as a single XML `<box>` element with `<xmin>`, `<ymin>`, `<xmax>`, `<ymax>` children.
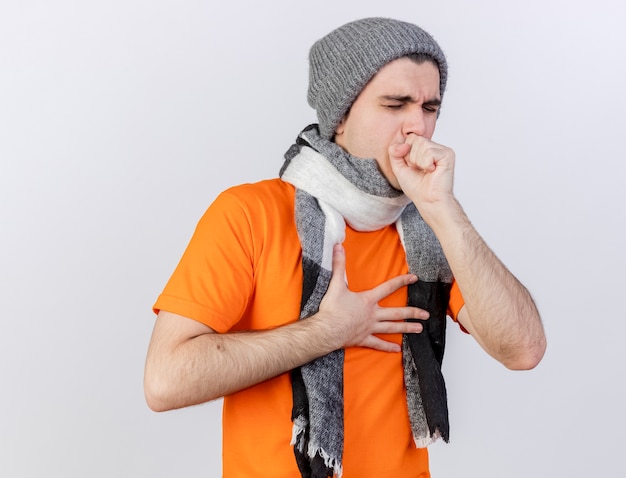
<box><xmin>1</xmin><ymin>0</ymin><xmax>625</xmax><ymax>477</ymax></box>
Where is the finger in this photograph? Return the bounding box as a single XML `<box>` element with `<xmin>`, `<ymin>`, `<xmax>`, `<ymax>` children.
<box><xmin>376</xmin><ymin>306</ymin><xmax>430</xmax><ymax>323</ymax></box>
<box><xmin>361</xmin><ymin>336</ymin><xmax>402</xmax><ymax>353</ymax></box>
<box><xmin>413</xmin><ymin>143</ymin><xmax>453</xmax><ymax>171</ymax></box>
<box><xmin>404</xmin><ymin>136</ymin><xmax>442</xmax><ymax>171</ymax></box>
<box><xmin>410</xmin><ymin>146</ymin><xmax>438</xmax><ymax>172</ymax></box>
<box><xmin>406</xmin><ymin>134</ymin><xmax>443</xmax><ymax>149</ymax></box>
<box><xmin>373</xmin><ymin>318</ymin><xmax>425</xmax><ymax>335</ymax></box>
<box><xmin>369</xmin><ymin>273</ymin><xmax>417</xmax><ymax>301</ymax></box>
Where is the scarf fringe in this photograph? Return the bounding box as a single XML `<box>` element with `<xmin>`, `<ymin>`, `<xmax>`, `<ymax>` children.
<box><xmin>290</xmin><ymin>421</ymin><xmax>307</xmax><ymax>452</ymax></box>
<box><xmin>412</xmin><ymin>430</ymin><xmax>441</xmax><ymax>448</ymax></box>
<box><xmin>291</xmin><ymin>427</ymin><xmax>344</xmax><ymax>478</ymax></box>
<box><xmin>307</xmin><ymin>444</ymin><xmax>343</xmax><ymax>478</ymax></box>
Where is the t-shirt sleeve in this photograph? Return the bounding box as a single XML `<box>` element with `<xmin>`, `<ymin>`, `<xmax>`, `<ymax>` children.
<box><xmin>153</xmin><ymin>189</ymin><xmax>256</xmax><ymax>333</ymax></box>
<box><xmin>447</xmin><ymin>279</ymin><xmax>466</xmax><ymax>330</ymax></box>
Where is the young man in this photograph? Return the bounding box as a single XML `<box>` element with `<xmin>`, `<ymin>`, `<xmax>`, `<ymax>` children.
<box><xmin>144</xmin><ymin>17</ymin><xmax>546</xmax><ymax>478</ymax></box>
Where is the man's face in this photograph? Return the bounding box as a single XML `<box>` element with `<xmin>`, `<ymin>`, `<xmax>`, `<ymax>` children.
<box><xmin>334</xmin><ymin>57</ymin><xmax>441</xmax><ymax>190</ymax></box>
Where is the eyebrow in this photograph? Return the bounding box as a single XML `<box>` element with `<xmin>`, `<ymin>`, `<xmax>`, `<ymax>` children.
<box><xmin>380</xmin><ymin>95</ymin><xmax>442</xmax><ymax>107</ymax></box>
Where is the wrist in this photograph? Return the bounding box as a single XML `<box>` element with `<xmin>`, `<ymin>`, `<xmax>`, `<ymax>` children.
<box><xmin>301</xmin><ymin>310</ymin><xmax>345</xmax><ymax>354</ymax></box>
<box><xmin>415</xmin><ymin>194</ymin><xmax>464</xmax><ymax>230</ymax></box>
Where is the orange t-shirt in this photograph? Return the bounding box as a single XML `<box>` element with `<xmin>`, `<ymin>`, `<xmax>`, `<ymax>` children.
<box><xmin>154</xmin><ymin>179</ymin><xmax>465</xmax><ymax>477</ymax></box>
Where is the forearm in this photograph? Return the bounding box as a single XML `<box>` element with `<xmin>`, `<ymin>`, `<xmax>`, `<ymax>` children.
<box><xmin>145</xmin><ymin>312</ymin><xmax>337</xmax><ymax>412</ymax></box>
<box><xmin>425</xmin><ymin>198</ymin><xmax>546</xmax><ymax>369</ymax></box>
<box><xmin>145</xmin><ymin>247</ymin><xmax>428</xmax><ymax>412</ymax></box>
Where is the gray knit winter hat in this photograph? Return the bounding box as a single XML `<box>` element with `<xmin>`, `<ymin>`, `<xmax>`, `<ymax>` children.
<box><xmin>308</xmin><ymin>17</ymin><xmax>448</xmax><ymax>140</ymax></box>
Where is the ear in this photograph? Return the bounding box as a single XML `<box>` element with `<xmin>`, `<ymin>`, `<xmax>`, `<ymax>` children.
<box><xmin>334</xmin><ymin>117</ymin><xmax>346</xmax><ymax>136</ymax></box>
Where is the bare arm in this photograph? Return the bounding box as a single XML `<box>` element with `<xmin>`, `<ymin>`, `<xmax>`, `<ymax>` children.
<box><xmin>144</xmin><ymin>310</ymin><xmax>335</xmax><ymax>412</ymax></box>
<box><xmin>144</xmin><ymin>244</ymin><xmax>429</xmax><ymax>412</ymax></box>
<box><xmin>428</xmin><ymin>199</ymin><xmax>546</xmax><ymax>369</ymax></box>
<box><xmin>389</xmin><ymin>135</ymin><xmax>546</xmax><ymax>370</ymax></box>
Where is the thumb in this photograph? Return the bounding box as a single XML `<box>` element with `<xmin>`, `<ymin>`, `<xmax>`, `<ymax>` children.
<box><xmin>388</xmin><ymin>142</ymin><xmax>411</xmax><ymax>161</ymax></box>
<box><xmin>328</xmin><ymin>243</ymin><xmax>348</xmax><ymax>289</ymax></box>
<box><xmin>388</xmin><ymin>143</ymin><xmax>411</xmax><ymax>175</ymax></box>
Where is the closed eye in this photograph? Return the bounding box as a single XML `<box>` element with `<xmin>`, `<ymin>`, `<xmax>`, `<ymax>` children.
<box><xmin>423</xmin><ymin>100</ymin><xmax>441</xmax><ymax>114</ymax></box>
<box><xmin>380</xmin><ymin>95</ymin><xmax>441</xmax><ymax>113</ymax></box>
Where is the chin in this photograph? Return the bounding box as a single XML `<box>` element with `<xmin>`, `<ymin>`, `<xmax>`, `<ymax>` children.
<box><xmin>385</xmin><ymin>173</ymin><xmax>402</xmax><ymax>191</ymax></box>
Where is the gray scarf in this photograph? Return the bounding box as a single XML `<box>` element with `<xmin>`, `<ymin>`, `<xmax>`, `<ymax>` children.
<box><xmin>279</xmin><ymin>125</ymin><xmax>453</xmax><ymax>478</ymax></box>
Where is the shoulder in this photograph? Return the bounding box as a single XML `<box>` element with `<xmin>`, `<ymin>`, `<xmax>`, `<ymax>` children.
<box><xmin>198</xmin><ymin>179</ymin><xmax>296</xmax><ymax>238</ymax></box>
<box><xmin>218</xmin><ymin>179</ymin><xmax>294</xmax><ymax>208</ymax></box>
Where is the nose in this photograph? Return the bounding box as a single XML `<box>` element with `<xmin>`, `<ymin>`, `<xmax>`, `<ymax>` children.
<box><xmin>403</xmin><ymin>108</ymin><xmax>426</xmax><ymax>137</ymax></box>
